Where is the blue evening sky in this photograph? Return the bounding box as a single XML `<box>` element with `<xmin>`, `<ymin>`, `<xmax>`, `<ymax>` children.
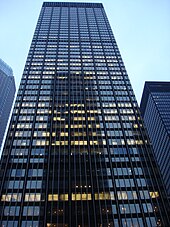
<box><xmin>0</xmin><ymin>0</ymin><xmax>170</xmax><ymax>104</ymax></box>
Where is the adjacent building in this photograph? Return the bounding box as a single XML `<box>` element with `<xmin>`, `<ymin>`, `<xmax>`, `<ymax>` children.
<box><xmin>140</xmin><ymin>81</ymin><xmax>170</xmax><ymax>198</ymax></box>
<box><xmin>0</xmin><ymin>59</ymin><xmax>16</xmax><ymax>149</ymax></box>
<box><xmin>0</xmin><ymin>2</ymin><xmax>170</xmax><ymax>227</ymax></box>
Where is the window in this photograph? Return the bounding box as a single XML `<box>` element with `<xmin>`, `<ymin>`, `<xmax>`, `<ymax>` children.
<box><xmin>28</xmin><ymin>169</ymin><xmax>43</xmax><ymax>177</ymax></box>
<box><xmin>122</xmin><ymin>218</ymin><xmax>144</xmax><ymax>227</ymax></box>
<box><xmin>23</xmin><ymin>206</ymin><xmax>40</xmax><ymax>216</ymax></box>
<box><xmin>142</xmin><ymin>203</ymin><xmax>153</xmax><ymax>213</ymax></box>
<box><xmin>4</xmin><ymin>206</ymin><xmax>20</xmax><ymax>216</ymax></box>
<box><xmin>72</xmin><ymin>193</ymin><xmax>92</xmax><ymax>201</ymax></box>
<box><xmin>1</xmin><ymin>193</ymin><xmax>22</xmax><ymax>202</ymax></box>
<box><xmin>95</xmin><ymin>192</ymin><xmax>114</xmax><ymax>200</ymax></box>
<box><xmin>26</xmin><ymin>180</ymin><xmax>42</xmax><ymax>189</ymax></box>
<box><xmin>116</xmin><ymin>179</ymin><xmax>135</xmax><ymax>188</ymax></box>
<box><xmin>5</xmin><ymin>180</ymin><xmax>24</xmax><ymax>189</ymax></box>
<box><xmin>25</xmin><ymin>193</ymin><xmax>41</xmax><ymax>201</ymax></box>
<box><xmin>2</xmin><ymin>221</ymin><xmax>18</xmax><ymax>227</ymax></box>
<box><xmin>11</xmin><ymin>169</ymin><xmax>25</xmax><ymax>177</ymax></box>
<box><xmin>21</xmin><ymin>221</ymin><xmax>39</xmax><ymax>227</ymax></box>
<box><xmin>146</xmin><ymin>217</ymin><xmax>157</xmax><ymax>227</ymax></box>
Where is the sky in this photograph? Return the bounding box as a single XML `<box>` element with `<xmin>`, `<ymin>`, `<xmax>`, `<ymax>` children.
<box><xmin>0</xmin><ymin>0</ymin><xmax>170</xmax><ymax>104</ymax></box>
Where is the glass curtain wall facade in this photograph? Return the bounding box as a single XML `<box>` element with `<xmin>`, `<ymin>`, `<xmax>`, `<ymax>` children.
<box><xmin>0</xmin><ymin>59</ymin><xmax>16</xmax><ymax>149</ymax></box>
<box><xmin>140</xmin><ymin>82</ymin><xmax>170</xmax><ymax>198</ymax></box>
<box><xmin>0</xmin><ymin>2</ymin><xmax>170</xmax><ymax>227</ymax></box>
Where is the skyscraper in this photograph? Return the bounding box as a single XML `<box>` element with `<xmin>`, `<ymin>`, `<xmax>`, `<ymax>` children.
<box><xmin>0</xmin><ymin>59</ymin><xmax>16</xmax><ymax>149</ymax></box>
<box><xmin>0</xmin><ymin>2</ymin><xmax>170</xmax><ymax>227</ymax></box>
<box><xmin>140</xmin><ymin>81</ymin><xmax>170</xmax><ymax>199</ymax></box>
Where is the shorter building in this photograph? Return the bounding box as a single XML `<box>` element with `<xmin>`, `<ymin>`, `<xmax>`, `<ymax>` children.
<box><xmin>140</xmin><ymin>81</ymin><xmax>170</xmax><ymax>198</ymax></box>
<box><xmin>0</xmin><ymin>59</ymin><xmax>16</xmax><ymax>149</ymax></box>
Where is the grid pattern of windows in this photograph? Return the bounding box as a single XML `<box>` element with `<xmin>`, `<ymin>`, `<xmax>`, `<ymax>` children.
<box><xmin>140</xmin><ymin>82</ymin><xmax>170</xmax><ymax>198</ymax></box>
<box><xmin>0</xmin><ymin>3</ymin><xmax>170</xmax><ymax>227</ymax></box>
<box><xmin>0</xmin><ymin>59</ymin><xmax>16</xmax><ymax>148</ymax></box>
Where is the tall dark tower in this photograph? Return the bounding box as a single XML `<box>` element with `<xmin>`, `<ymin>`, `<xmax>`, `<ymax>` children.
<box><xmin>140</xmin><ymin>82</ymin><xmax>170</xmax><ymax>199</ymax></box>
<box><xmin>0</xmin><ymin>2</ymin><xmax>169</xmax><ymax>227</ymax></box>
<box><xmin>0</xmin><ymin>59</ymin><xmax>16</xmax><ymax>149</ymax></box>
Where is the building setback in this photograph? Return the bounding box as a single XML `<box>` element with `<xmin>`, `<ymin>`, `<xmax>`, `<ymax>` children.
<box><xmin>0</xmin><ymin>2</ymin><xmax>170</xmax><ymax>227</ymax></box>
<box><xmin>140</xmin><ymin>81</ymin><xmax>170</xmax><ymax>199</ymax></box>
<box><xmin>0</xmin><ymin>59</ymin><xmax>16</xmax><ymax>149</ymax></box>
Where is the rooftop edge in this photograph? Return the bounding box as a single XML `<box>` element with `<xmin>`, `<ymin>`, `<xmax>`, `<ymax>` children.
<box><xmin>42</xmin><ymin>2</ymin><xmax>103</xmax><ymax>8</ymax></box>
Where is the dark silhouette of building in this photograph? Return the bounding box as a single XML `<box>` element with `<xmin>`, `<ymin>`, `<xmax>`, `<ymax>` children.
<box><xmin>0</xmin><ymin>2</ymin><xmax>170</xmax><ymax>226</ymax></box>
<box><xmin>0</xmin><ymin>59</ymin><xmax>16</xmax><ymax>149</ymax></box>
<box><xmin>140</xmin><ymin>81</ymin><xmax>170</xmax><ymax>198</ymax></box>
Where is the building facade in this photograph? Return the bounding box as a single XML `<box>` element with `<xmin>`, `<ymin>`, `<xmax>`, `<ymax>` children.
<box><xmin>140</xmin><ymin>81</ymin><xmax>170</xmax><ymax>198</ymax></box>
<box><xmin>0</xmin><ymin>59</ymin><xmax>16</xmax><ymax>149</ymax></box>
<box><xmin>0</xmin><ymin>2</ymin><xmax>170</xmax><ymax>227</ymax></box>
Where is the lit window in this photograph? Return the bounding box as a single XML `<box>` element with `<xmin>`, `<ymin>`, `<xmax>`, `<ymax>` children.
<box><xmin>59</xmin><ymin>194</ymin><xmax>68</xmax><ymax>201</ymax></box>
<box><xmin>149</xmin><ymin>191</ymin><xmax>159</xmax><ymax>198</ymax></box>
<box><xmin>1</xmin><ymin>193</ymin><xmax>22</xmax><ymax>202</ymax></box>
<box><xmin>25</xmin><ymin>193</ymin><xmax>41</xmax><ymax>201</ymax></box>
<box><xmin>117</xmin><ymin>191</ymin><xmax>128</xmax><ymax>200</ymax></box>
<box><xmin>48</xmin><ymin>194</ymin><xmax>58</xmax><ymax>201</ymax></box>
<box><xmin>72</xmin><ymin>193</ymin><xmax>92</xmax><ymax>201</ymax></box>
<box><xmin>95</xmin><ymin>192</ymin><xmax>114</xmax><ymax>200</ymax></box>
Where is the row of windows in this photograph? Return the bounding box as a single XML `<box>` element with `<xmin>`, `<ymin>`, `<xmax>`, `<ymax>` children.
<box><xmin>6</xmin><ymin>157</ymin><xmax>142</xmax><ymax>165</ymax></box>
<box><xmin>2</xmin><ymin>190</ymin><xmax>158</xmax><ymax>203</ymax></box>
<box><xmin>14</xmin><ymin>114</ymin><xmax>135</xmax><ymax>121</ymax></box>
<box><xmin>1</xmin><ymin>218</ymin><xmax>158</xmax><ymax>227</ymax></box>
<box><xmin>3</xmin><ymin>178</ymin><xmax>150</xmax><ymax>190</ymax></box>
<box><xmin>8</xmin><ymin>147</ymin><xmax>140</xmax><ymax>155</ymax></box>
<box><xmin>7</xmin><ymin>167</ymin><xmax>143</xmax><ymax>179</ymax></box>
<box><xmin>13</xmin><ymin>124</ymin><xmax>139</xmax><ymax>133</ymax></box>
<box><xmin>4</xmin><ymin>180</ymin><xmax>42</xmax><ymax>189</ymax></box>
<box><xmin>13</xmin><ymin>130</ymin><xmax>137</xmax><ymax>138</ymax></box>
<box><xmin>3</xmin><ymin>206</ymin><xmax>40</xmax><ymax>216</ymax></box>
<box><xmin>10</xmin><ymin>139</ymin><xmax>144</xmax><ymax>147</ymax></box>
<box><xmin>2</xmin><ymin>202</ymin><xmax>155</xmax><ymax>217</ymax></box>
<box><xmin>10</xmin><ymin>169</ymin><xmax>43</xmax><ymax>177</ymax></box>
